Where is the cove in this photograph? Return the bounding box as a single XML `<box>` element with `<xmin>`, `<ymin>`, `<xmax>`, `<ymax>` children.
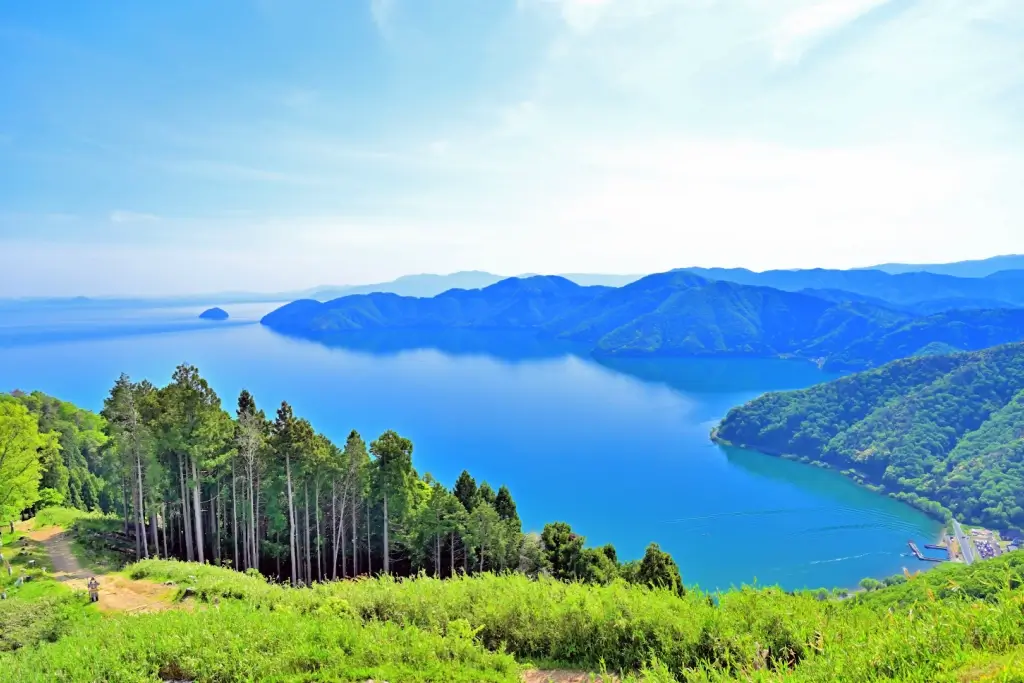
<box><xmin>0</xmin><ymin>303</ymin><xmax>942</xmax><ymax>591</ymax></box>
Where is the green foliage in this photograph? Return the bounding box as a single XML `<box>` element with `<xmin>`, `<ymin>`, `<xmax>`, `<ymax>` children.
<box><xmin>60</xmin><ymin>554</ymin><xmax>1024</xmax><ymax>682</ymax></box>
<box><xmin>8</xmin><ymin>391</ymin><xmax>109</xmax><ymax>514</ymax></box>
<box><xmin>0</xmin><ymin>602</ymin><xmax>519</xmax><ymax>682</ymax></box>
<box><xmin>0</xmin><ymin>590</ymin><xmax>89</xmax><ymax>653</ymax></box>
<box><xmin>717</xmin><ymin>343</ymin><xmax>1024</xmax><ymax>529</ymax></box>
<box><xmin>0</xmin><ymin>397</ymin><xmax>57</xmax><ymax>521</ymax></box>
<box><xmin>636</xmin><ymin>543</ymin><xmax>685</xmax><ymax>596</ymax></box>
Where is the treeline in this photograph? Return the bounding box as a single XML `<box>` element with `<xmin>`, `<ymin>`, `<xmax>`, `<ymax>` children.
<box><xmin>715</xmin><ymin>342</ymin><xmax>1024</xmax><ymax>530</ymax></box>
<box><xmin>1</xmin><ymin>365</ymin><xmax>683</xmax><ymax>591</ymax></box>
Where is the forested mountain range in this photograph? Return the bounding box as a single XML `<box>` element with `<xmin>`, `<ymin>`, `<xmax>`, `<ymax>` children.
<box><xmin>715</xmin><ymin>342</ymin><xmax>1024</xmax><ymax>530</ymax></box>
<box><xmin>681</xmin><ymin>266</ymin><xmax>1024</xmax><ymax>309</ymax></box>
<box><xmin>262</xmin><ymin>270</ymin><xmax>1024</xmax><ymax>371</ymax></box>
<box><xmin>862</xmin><ymin>253</ymin><xmax>1024</xmax><ymax>278</ymax></box>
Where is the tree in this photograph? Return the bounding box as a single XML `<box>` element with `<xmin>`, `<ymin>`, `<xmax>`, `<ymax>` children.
<box><xmin>0</xmin><ymin>398</ymin><xmax>53</xmax><ymax>522</ymax></box>
<box><xmin>494</xmin><ymin>485</ymin><xmax>520</xmax><ymax>525</ymax></box>
<box><xmin>464</xmin><ymin>501</ymin><xmax>501</xmax><ymax>573</ymax></box>
<box><xmin>370</xmin><ymin>430</ymin><xmax>414</xmax><ymax>575</ymax></box>
<box><xmin>636</xmin><ymin>543</ymin><xmax>684</xmax><ymax>595</ymax></box>
<box><xmin>342</xmin><ymin>431</ymin><xmax>370</xmax><ymax>578</ymax></box>
<box><xmin>453</xmin><ymin>470</ymin><xmax>477</xmax><ymax>511</ymax></box>
<box><xmin>272</xmin><ymin>402</ymin><xmax>301</xmax><ymax>584</ymax></box>
<box><xmin>541</xmin><ymin>522</ymin><xmax>584</xmax><ymax>581</ymax></box>
<box><xmin>160</xmin><ymin>364</ymin><xmax>229</xmax><ymax>565</ymax></box>
<box><xmin>477</xmin><ymin>482</ymin><xmax>496</xmax><ymax>508</ymax></box>
<box><xmin>235</xmin><ymin>390</ymin><xmax>265</xmax><ymax>571</ymax></box>
<box><xmin>517</xmin><ymin>532</ymin><xmax>549</xmax><ymax>577</ymax></box>
<box><xmin>103</xmin><ymin>374</ymin><xmax>153</xmax><ymax>560</ymax></box>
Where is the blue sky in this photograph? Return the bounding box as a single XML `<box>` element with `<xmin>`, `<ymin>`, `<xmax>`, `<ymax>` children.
<box><xmin>1</xmin><ymin>0</ymin><xmax>1022</xmax><ymax>296</ymax></box>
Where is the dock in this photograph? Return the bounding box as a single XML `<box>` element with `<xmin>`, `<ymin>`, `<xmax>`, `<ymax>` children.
<box><xmin>908</xmin><ymin>540</ymin><xmax>944</xmax><ymax>562</ymax></box>
<box><xmin>924</xmin><ymin>544</ymin><xmax>947</xmax><ymax>550</ymax></box>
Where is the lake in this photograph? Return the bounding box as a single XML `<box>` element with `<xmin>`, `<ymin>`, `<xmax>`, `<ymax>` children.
<box><xmin>0</xmin><ymin>302</ymin><xmax>943</xmax><ymax>591</ymax></box>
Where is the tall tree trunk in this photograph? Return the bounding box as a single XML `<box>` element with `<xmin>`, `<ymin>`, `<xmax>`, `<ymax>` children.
<box><xmin>179</xmin><ymin>456</ymin><xmax>194</xmax><ymax>562</ymax></box>
<box><xmin>254</xmin><ymin>468</ymin><xmax>261</xmax><ymax>569</ymax></box>
<box><xmin>162</xmin><ymin>504</ymin><xmax>169</xmax><ymax>559</ymax></box>
<box><xmin>122</xmin><ymin>471</ymin><xmax>130</xmax><ymax>535</ymax></box>
<box><xmin>315</xmin><ymin>478</ymin><xmax>322</xmax><ymax>582</ymax></box>
<box><xmin>214</xmin><ymin>482</ymin><xmax>222</xmax><ymax>567</ymax></box>
<box><xmin>149</xmin><ymin>502</ymin><xmax>158</xmax><ymax>558</ymax></box>
<box><xmin>351</xmin><ymin>495</ymin><xmax>358</xmax><ymax>577</ymax></box>
<box><xmin>331</xmin><ymin>479</ymin><xmax>339</xmax><ymax>580</ymax></box>
<box><xmin>365</xmin><ymin>499</ymin><xmax>371</xmax><ymax>576</ymax></box>
<box><xmin>248</xmin><ymin>462</ymin><xmax>257</xmax><ymax>572</ymax></box>
<box><xmin>340</xmin><ymin>510</ymin><xmax>347</xmax><ymax>580</ymax></box>
<box><xmin>304</xmin><ymin>480</ymin><xmax>311</xmax><ymax>585</ymax></box>
<box><xmin>435</xmin><ymin>533</ymin><xmax>440</xmax><ymax>578</ymax></box>
<box><xmin>191</xmin><ymin>457</ymin><xmax>205</xmax><ymax>564</ymax></box>
<box><xmin>232</xmin><ymin>461</ymin><xmax>239</xmax><ymax>569</ymax></box>
<box><xmin>285</xmin><ymin>454</ymin><xmax>297</xmax><ymax>585</ymax></box>
<box><xmin>132</xmin><ymin>474</ymin><xmax>142</xmax><ymax>560</ymax></box>
<box><xmin>382</xmin><ymin>491</ymin><xmax>390</xmax><ymax>575</ymax></box>
<box><xmin>450</xmin><ymin>531</ymin><xmax>455</xmax><ymax>577</ymax></box>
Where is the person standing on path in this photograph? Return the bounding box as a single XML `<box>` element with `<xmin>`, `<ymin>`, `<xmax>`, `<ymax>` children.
<box><xmin>88</xmin><ymin>577</ymin><xmax>100</xmax><ymax>603</ymax></box>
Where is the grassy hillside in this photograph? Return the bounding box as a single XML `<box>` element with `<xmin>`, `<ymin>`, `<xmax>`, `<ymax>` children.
<box><xmin>2</xmin><ymin>549</ymin><xmax>1024</xmax><ymax>681</ymax></box>
<box><xmin>715</xmin><ymin>343</ymin><xmax>1024</xmax><ymax>529</ymax></box>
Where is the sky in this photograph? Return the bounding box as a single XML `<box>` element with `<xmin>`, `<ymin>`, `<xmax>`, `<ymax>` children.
<box><xmin>1</xmin><ymin>0</ymin><xmax>1022</xmax><ymax>296</ymax></box>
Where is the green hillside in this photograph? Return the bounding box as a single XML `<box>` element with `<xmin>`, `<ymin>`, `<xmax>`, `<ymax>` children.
<box><xmin>263</xmin><ymin>271</ymin><xmax>1024</xmax><ymax>370</ymax></box>
<box><xmin>2</xmin><ymin>546</ymin><xmax>1023</xmax><ymax>681</ymax></box>
<box><xmin>715</xmin><ymin>343</ymin><xmax>1024</xmax><ymax>528</ymax></box>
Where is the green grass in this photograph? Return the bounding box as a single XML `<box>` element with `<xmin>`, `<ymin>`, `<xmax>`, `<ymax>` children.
<box><xmin>31</xmin><ymin>507</ymin><xmax>100</xmax><ymax>531</ymax></box>
<box><xmin>0</xmin><ymin>602</ymin><xmax>520</xmax><ymax>682</ymax></box>
<box><xmin>2</xmin><ymin>546</ymin><xmax>1024</xmax><ymax>681</ymax></box>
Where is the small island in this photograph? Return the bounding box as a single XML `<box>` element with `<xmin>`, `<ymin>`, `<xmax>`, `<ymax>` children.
<box><xmin>199</xmin><ymin>307</ymin><xmax>229</xmax><ymax>321</ymax></box>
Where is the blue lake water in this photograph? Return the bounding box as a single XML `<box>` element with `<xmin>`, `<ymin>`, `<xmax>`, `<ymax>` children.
<box><xmin>0</xmin><ymin>302</ymin><xmax>943</xmax><ymax>591</ymax></box>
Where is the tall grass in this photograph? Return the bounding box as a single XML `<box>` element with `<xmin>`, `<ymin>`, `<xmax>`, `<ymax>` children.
<box><xmin>2</xmin><ymin>552</ymin><xmax>1023</xmax><ymax>681</ymax></box>
<box><xmin>124</xmin><ymin>555</ymin><xmax>1024</xmax><ymax>681</ymax></box>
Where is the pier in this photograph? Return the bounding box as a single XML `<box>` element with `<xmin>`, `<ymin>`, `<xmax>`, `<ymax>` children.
<box><xmin>908</xmin><ymin>540</ymin><xmax>944</xmax><ymax>562</ymax></box>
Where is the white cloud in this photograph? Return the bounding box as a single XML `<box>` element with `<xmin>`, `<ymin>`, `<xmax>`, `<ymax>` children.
<box><xmin>109</xmin><ymin>210</ymin><xmax>159</xmax><ymax>224</ymax></box>
<box><xmin>771</xmin><ymin>0</ymin><xmax>894</xmax><ymax>65</ymax></box>
<box><xmin>370</xmin><ymin>0</ymin><xmax>396</xmax><ymax>36</ymax></box>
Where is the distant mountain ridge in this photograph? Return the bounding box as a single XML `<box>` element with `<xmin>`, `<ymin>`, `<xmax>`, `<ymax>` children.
<box><xmin>679</xmin><ymin>266</ymin><xmax>1024</xmax><ymax>311</ymax></box>
<box><xmin>862</xmin><ymin>254</ymin><xmax>1024</xmax><ymax>278</ymax></box>
<box><xmin>261</xmin><ymin>270</ymin><xmax>1024</xmax><ymax>370</ymax></box>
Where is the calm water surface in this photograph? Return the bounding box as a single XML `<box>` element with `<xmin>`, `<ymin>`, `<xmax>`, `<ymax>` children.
<box><xmin>0</xmin><ymin>302</ymin><xmax>943</xmax><ymax>590</ymax></box>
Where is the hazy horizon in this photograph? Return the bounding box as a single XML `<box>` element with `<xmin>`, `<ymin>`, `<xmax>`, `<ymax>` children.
<box><xmin>2</xmin><ymin>1</ymin><xmax>1022</xmax><ymax>296</ymax></box>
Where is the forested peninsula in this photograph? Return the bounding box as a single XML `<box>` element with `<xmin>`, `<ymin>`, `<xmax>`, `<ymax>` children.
<box><xmin>715</xmin><ymin>342</ymin><xmax>1024</xmax><ymax>530</ymax></box>
<box><xmin>261</xmin><ymin>270</ymin><xmax>1024</xmax><ymax>371</ymax></box>
<box><xmin>0</xmin><ymin>367</ymin><xmax>682</xmax><ymax>591</ymax></box>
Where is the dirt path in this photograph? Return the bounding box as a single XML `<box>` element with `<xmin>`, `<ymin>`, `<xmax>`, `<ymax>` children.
<box><xmin>523</xmin><ymin>671</ymin><xmax>617</xmax><ymax>682</ymax></box>
<box><xmin>28</xmin><ymin>526</ymin><xmax>174</xmax><ymax>614</ymax></box>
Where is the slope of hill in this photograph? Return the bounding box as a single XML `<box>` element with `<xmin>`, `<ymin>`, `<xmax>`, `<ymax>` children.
<box><xmin>264</xmin><ymin>271</ymin><xmax>1024</xmax><ymax>368</ymax></box>
<box><xmin>303</xmin><ymin>272</ymin><xmax>644</xmax><ymax>301</ymax></box>
<box><xmin>683</xmin><ymin>266</ymin><xmax>1024</xmax><ymax>309</ymax></box>
<box><xmin>262</xmin><ymin>276</ymin><xmax>610</xmax><ymax>335</ymax></box>
<box><xmin>823</xmin><ymin>308</ymin><xmax>1024</xmax><ymax>371</ymax></box>
<box><xmin>547</xmin><ymin>272</ymin><xmax>908</xmax><ymax>358</ymax></box>
<box><xmin>715</xmin><ymin>343</ymin><xmax>1024</xmax><ymax>529</ymax></box>
<box><xmin>864</xmin><ymin>254</ymin><xmax>1024</xmax><ymax>278</ymax></box>
<box><xmin>3</xmin><ymin>547</ymin><xmax>1024</xmax><ymax>682</ymax></box>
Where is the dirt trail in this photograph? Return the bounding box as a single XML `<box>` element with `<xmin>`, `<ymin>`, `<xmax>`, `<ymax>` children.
<box><xmin>27</xmin><ymin>525</ymin><xmax>174</xmax><ymax>614</ymax></box>
<box><xmin>523</xmin><ymin>672</ymin><xmax>617</xmax><ymax>683</ymax></box>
